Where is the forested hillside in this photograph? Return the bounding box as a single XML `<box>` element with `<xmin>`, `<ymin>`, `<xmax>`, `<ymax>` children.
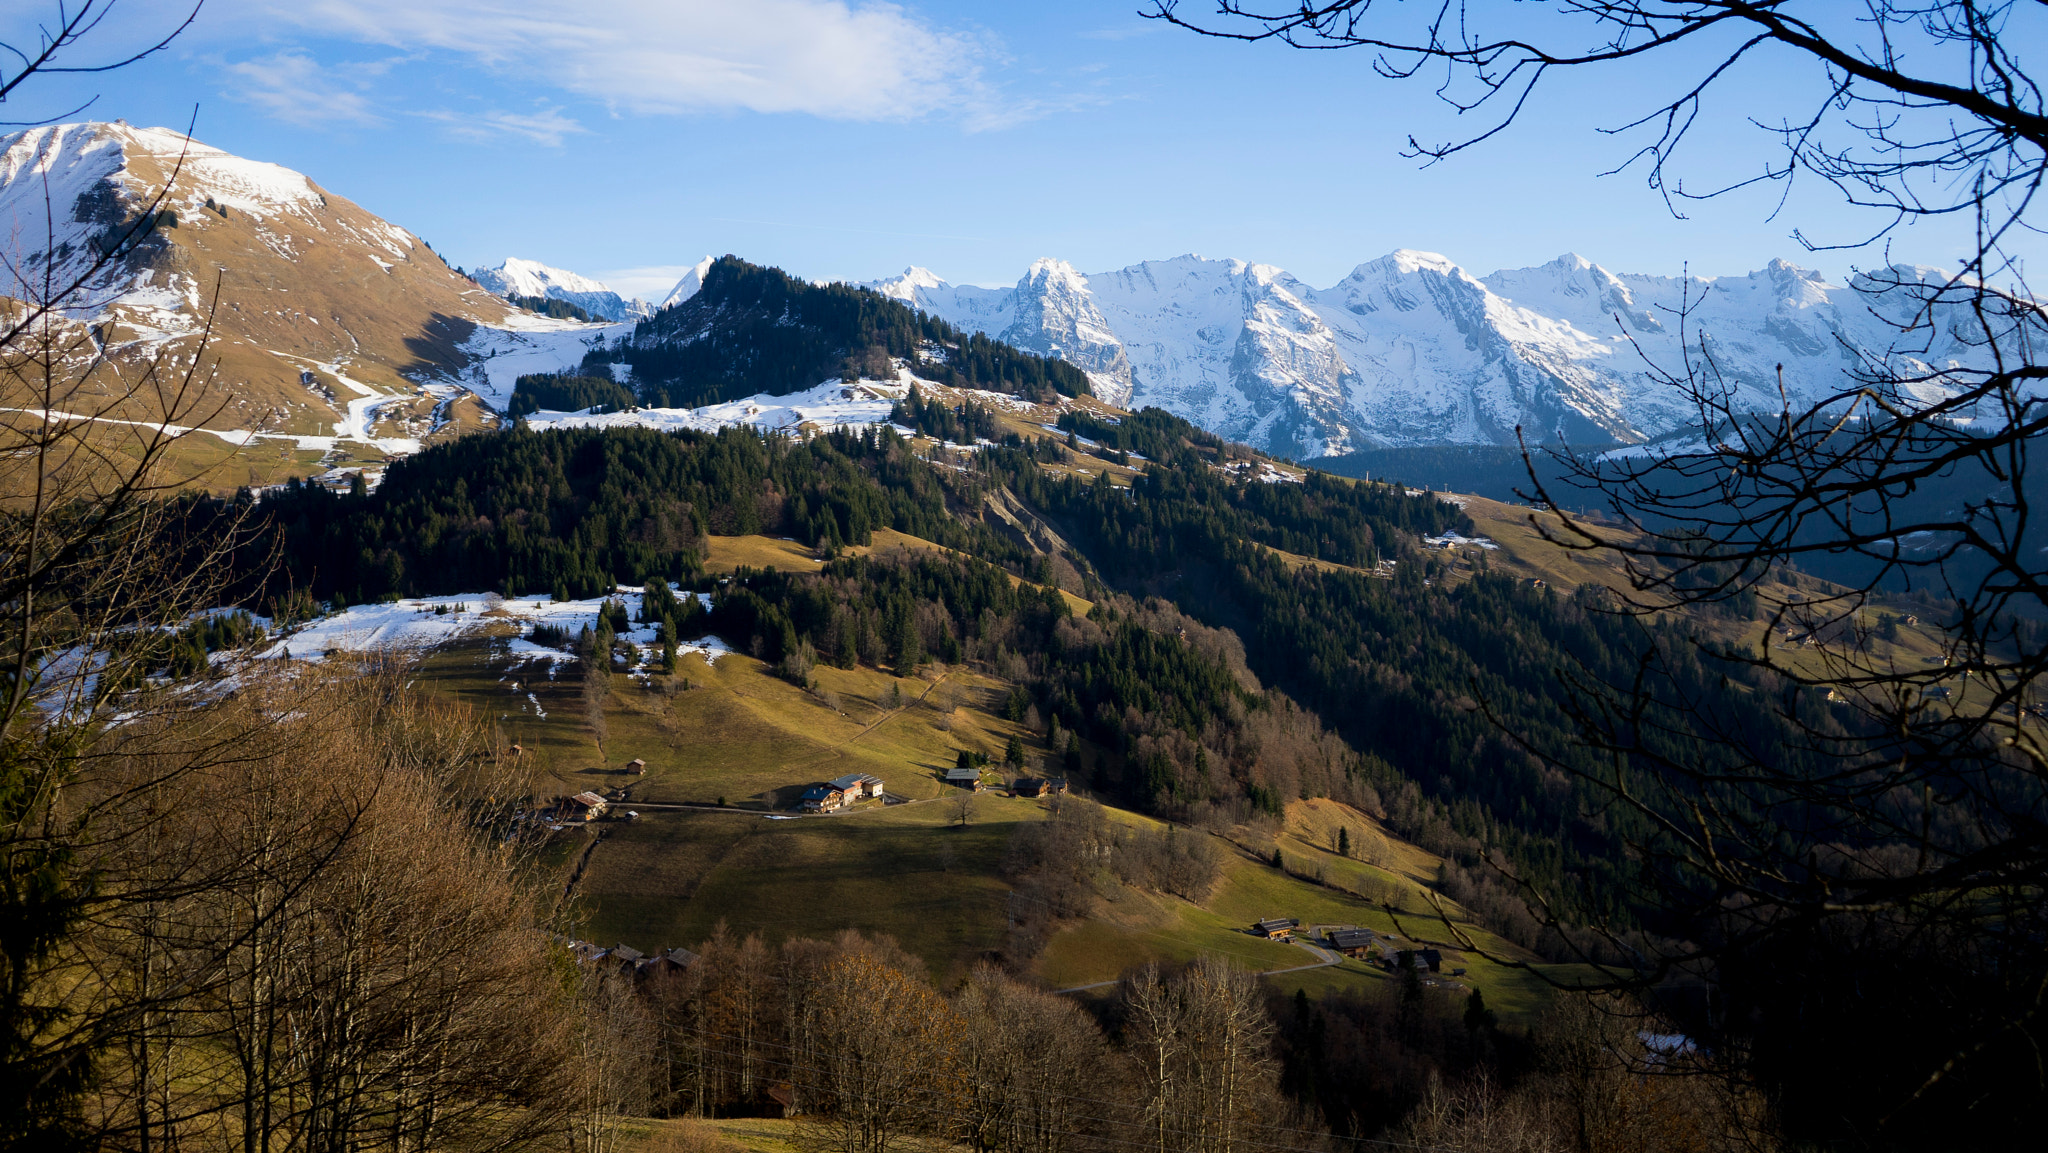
<box><xmin>210</xmin><ymin>396</ymin><xmax>1830</xmax><ymax>955</ymax></box>
<box><xmin>599</xmin><ymin>256</ymin><xmax>1093</xmax><ymax>408</ymax></box>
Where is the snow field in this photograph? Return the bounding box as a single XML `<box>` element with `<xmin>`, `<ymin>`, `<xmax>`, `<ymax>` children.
<box><xmin>257</xmin><ymin>588</ymin><xmax>729</xmax><ymax>676</ymax></box>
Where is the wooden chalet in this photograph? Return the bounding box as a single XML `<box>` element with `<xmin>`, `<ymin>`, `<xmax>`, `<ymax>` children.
<box><xmin>627</xmin><ymin>758</ymin><xmax>648</xmax><ymax>775</ymax></box>
<box><xmin>1327</xmin><ymin>928</ymin><xmax>1377</xmax><ymax>957</ymax></box>
<box><xmin>944</xmin><ymin>767</ymin><xmax>984</xmax><ymax>791</ymax></box>
<box><xmin>800</xmin><ymin>784</ymin><xmax>848</xmax><ymax>813</ymax></box>
<box><xmin>1014</xmin><ymin>777</ymin><xmax>1071</xmax><ymax>798</ymax></box>
<box><xmin>828</xmin><ymin>772</ymin><xmax>884</xmax><ymax>801</ymax></box>
<box><xmin>565</xmin><ymin>792</ymin><xmax>609</xmax><ymax>821</ymax></box>
<box><xmin>1253</xmin><ymin>917</ymin><xmax>1300</xmax><ymax>940</ymax></box>
<box><xmin>1393</xmin><ymin>948</ymin><xmax>1444</xmax><ymax>973</ymax></box>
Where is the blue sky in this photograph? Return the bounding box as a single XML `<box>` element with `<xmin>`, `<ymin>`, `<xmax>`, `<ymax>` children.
<box><xmin>7</xmin><ymin>0</ymin><xmax>2012</xmax><ymax>300</ymax></box>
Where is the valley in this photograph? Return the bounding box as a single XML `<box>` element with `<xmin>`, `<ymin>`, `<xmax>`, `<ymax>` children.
<box><xmin>6</xmin><ymin>99</ymin><xmax>2036</xmax><ymax>1153</ymax></box>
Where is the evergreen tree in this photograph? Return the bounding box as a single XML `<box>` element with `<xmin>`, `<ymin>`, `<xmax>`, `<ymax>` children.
<box><xmin>1463</xmin><ymin>988</ymin><xmax>1497</xmax><ymax>1032</ymax></box>
<box><xmin>890</xmin><ymin>608</ymin><xmax>922</xmax><ymax>675</ymax></box>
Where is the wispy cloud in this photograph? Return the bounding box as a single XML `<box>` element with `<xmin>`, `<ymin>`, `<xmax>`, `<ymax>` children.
<box><xmin>416</xmin><ymin>107</ymin><xmax>585</xmax><ymax>147</ymax></box>
<box><xmin>223</xmin><ymin>51</ymin><xmax>380</xmax><ymax>126</ymax></box>
<box><xmin>213</xmin><ymin>0</ymin><xmax>1000</xmax><ymax>123</ymax></box>
<box><xmin>1078</xmin><ymin>24</ymin><xmax>1164</xmax><ymax>41</ymax></box>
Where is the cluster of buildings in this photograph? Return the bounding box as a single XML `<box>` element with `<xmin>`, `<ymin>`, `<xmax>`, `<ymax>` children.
<box><xmin>565</xmin><ymin>938</ymin><xmax>698</xmax><ymax>979</ymax></box>
<box><xmin>800</xmin><ymin>773</ymin><xmax>886</xmax><ymax>812</ymax></box>
<box><xmin>1252</xmin><ymin>919</ymin><xmax>1454</xmax><ymax>974</ymax></box>
<box><xmin>939</xmin><ymin>768</ymin><xmax>1070</xmax><ymax>796</ymax></box>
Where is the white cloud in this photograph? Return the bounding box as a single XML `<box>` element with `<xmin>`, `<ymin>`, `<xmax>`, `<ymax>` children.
<box><xmin>216</xmin><ymin>0</ymin><xmax>992</xmax><ymax>122</ymax></box>
<box><xmin>417</xmin><ymin>107</ymin><xmax>585</xmax><ymax>146</ymax></box>
<box><xmin>224</xmin><ymin>51</ymin><xmax>381</xmax><ymax>126</ymax></box>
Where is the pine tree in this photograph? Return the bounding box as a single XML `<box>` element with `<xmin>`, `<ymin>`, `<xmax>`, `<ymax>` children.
<box><xmin>890</xmin><ymin>608</ymin><xmax>921</xmax><ymax>675</ymax></box>
<box><xmin>1463</xmin><ymin>987</ymin><xmax>1496</xmax><ymax>1031</ymax></box>
<box><xmin>1004</xmin><ymin>735</ymin><xmax>1025</xmax><ymax>768</ymax></box>
<box><xmin>1338</xmin><ymin>827</ymin><xmax>1351</xmax><ymax>858</ymax></box>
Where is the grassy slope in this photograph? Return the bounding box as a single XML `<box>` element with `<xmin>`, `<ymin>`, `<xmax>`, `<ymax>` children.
<box><xmin>397</xmin><ymin>529</ymin><xmax>1588</xmax><ymax>1016</ymax></box>
<box><xmin>1032</xmin><ymin>799</ymin><xmax>1583</xmax><ymax>1019</ymax></box>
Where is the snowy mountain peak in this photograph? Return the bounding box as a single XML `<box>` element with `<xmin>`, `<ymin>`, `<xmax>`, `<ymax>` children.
<box><xmin>872</xmin><ymin>265</ymin><xmax>951</xmax><ymax>306</ymax></box>
<box><xmin>0</xmin><ymin>120</ymin><xmax>545</xmax><ymax>456</ymax></box>
<box><xmin>474</xmin><ymin>258</ymin><xmax>651</xmax><ymax>321</ymax></box>
<box><xmin>1</xmin><ymin>121</ymin><xmax>339</xmax><ymax>257</ymax></box>
<box><xmin>658</xmin><ymin>256</ymin><xmax>717</xmax><ymax>311</ymax></box>
<box><xmin>479</xmin><ymin>258</ymin><xmax>612</xmax><ymax>298</ymax></box>
<box><xmin>1387</xmin><ymin>249</ymin><xmax>1462</xmax><ymax>277</ymax></box>
<box><xmin>1023</xmin><ymin>257</ymin><xmax>1088</xmax><ymax>287</ymax></box>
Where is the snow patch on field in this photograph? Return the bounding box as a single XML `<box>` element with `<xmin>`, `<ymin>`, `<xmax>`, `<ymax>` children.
<box><xmin>523</xmin><ymin>378</ymin><xmax>904</xmax><ymax>437</ymax></box>
<box><xmin>259</xmin><ymin>588</ymin><xmax>728</xmax><ymax>669</ymax></box>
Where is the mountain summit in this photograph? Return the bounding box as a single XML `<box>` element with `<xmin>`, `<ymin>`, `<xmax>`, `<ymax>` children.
<box><xmin>0</xmin><ymin>122</ymin><xmax>606</xmax><ymax>468</ymax></box>
<box><xmin>473</xmin><ymin>258</ymin><xmax>652</xmax><ymax>321</ymax></box>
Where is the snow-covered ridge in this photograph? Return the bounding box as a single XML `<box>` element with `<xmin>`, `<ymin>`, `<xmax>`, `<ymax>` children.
<box><xmin>475</xmin><ymin>257</ymin><xmax>654</xmax><ymax>321</ymax></box>
<box><xmin>658</xmin><ymin>255</ymin><xmax>718</xmax><ymax>310</ymax></box>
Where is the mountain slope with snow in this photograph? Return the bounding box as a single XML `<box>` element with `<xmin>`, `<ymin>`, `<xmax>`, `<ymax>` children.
<box><xmin>0</xmin><ymin>121</ymin><xmax>618</xmax><ymax>472</ymax></box>
<box><xmin>658</xmin><ymin>256</ymin><xmax>718</xmax><ymax>311</ymax></box>
<box><xmin>870</xmin><ymin>251</ymin><xmax>2020</xmax><ymax>458</ymax></box>
<box><xmin>474</xmin><ymin>258</ymin><xmax>652</xmax><ymax>321</ymax></box>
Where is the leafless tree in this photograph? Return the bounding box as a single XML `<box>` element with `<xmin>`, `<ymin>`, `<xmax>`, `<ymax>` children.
<box><xmin>0</xmin><ymin>5</ymin><xmax>298</xmax><ymax>1144</ymax></box>
<box><xmin>795</xmin><ymin>948</ymin><xmax>958</xmax><ymax>1153</ymax></box>
<box><xmin>1158</xmin><ymin>0</ymin><xmax>2047</xmax><ymax>1139</ymax></box>
<box><xmin>954</xmin><ymin>965</ymin><xmax>1121</xmax><ymax>1153</ymax></box>
<box><xmin>1120</xmin><ymin>957</ymin><xmax>1284</xmax><ymax>1153</ymax></box>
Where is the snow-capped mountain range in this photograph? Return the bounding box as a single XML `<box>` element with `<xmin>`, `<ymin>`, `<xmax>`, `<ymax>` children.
<box><xmin>3</xmin><ymin>120</ymin><xmax>2017</xmax><ymax>473</ymax></box>
<box><xmin>866</xmin><ymin>252</ymin><xmax>2005</xmax><ymax>458</ymax></box>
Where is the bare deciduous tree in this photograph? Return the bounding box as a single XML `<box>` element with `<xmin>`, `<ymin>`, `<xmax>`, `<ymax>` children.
<box><xmin>1121</xmin><ymin>957</ymin><xmax>1284</xmax><ymax>1153</ymax></box>
<box><xmin>1157</xmin><ymin>0</ymin><xmax>2048</xmax><ymax>1140</ymax></box>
